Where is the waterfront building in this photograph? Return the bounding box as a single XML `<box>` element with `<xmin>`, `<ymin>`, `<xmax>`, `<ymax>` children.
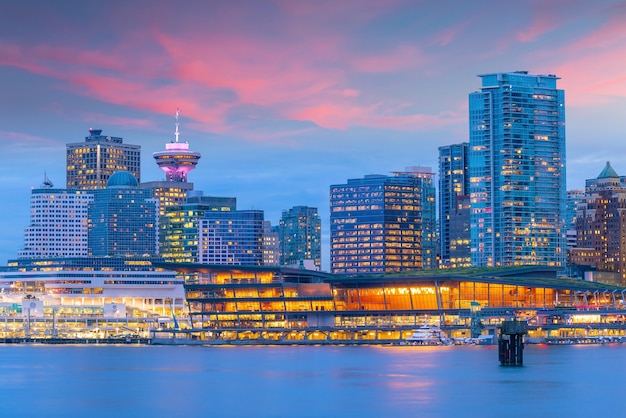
<box><xmin>330</xmin><ymin>167</ymin><xmax>436</xmax><ymax>275</ymax></box>
<box><xmin>154</xmin><ymin>262</ymin><xmax>625</xmax><ymax>344</ymax></box>
<box><xmin>197</xmin><ymin>210</ymin><xmax>264</xmax><ymax>265</ymax></box>
<box><xmin>66</xmin><ymin>129</ymin><xmax>141</xmax><ymax>190</ymax></box>
<box><xmin>1</xmin><ymin>256</ymin><xmax>185</xmax><ymax>317</ymax></box>
<box><xmin>469</xmin><ymin>71</ymin><xmax>566</xmax><ymax>267</ymax></box>
<box><xmin>160</xmin><ymin>193</ymin><xmax>237</xmax><ymax>263</ymax></box>
<box><xmin>278</xmin><ymin>206</ymin><xmax>322</xmax><ymax>269</ymax></box>
<box><xmin>438</xmin><ymin>143</ymin><xmax>470</xmax><ymax>267</ymax></box>
<box><xmin>18</xmin><ymin>175</ymin><xmax>93</xmax><ymax>259</ymax></box>
<box><xmin>571</xmin><ymin>162</ymin><xmax>626</xmax><ymax>285</ymax></box>
<box><xmin>88</xmin><ymin>171</ymin><xmax>158</xmax><ymax>257</ymax></box>
<box><xmin>262</xmin><ymin>221</ymin><xmax>280</xmax><ymax>266</ymax></box>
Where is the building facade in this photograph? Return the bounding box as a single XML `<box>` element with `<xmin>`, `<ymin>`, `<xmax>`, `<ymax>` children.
<box><xmin>448</xmin><ymin>194</ymin><xmax>471</xmax><ymax>268</ymax></box>
<box><xmin>469</xmin><ymin>71</ymin><xmax>566</xmax><ymax>267</ymax></box>
<box><xmin>262</xmin><ymin>221</ymin><xmax>280</xmax><ymax>266</ymax></box>
<box><xmin>572</xmin><ymin>162</ymin><xmax>626</xmax><ymax>284</ymax></box>
<box><xmin>438</xmin><ymin>143</ymin><xmax>470</xmax><ymax>267</ymax></box>
<box><xmin>160</xmin><ymin>195</ymin><xmax>237</xmax><ymax>263</ymax></box>
<box><xmin>330</xmin><ymin>168</ymin><xmax>436</xmax><ymax>275</ymax></box>
<box><xmin>66</xmin><ymin>129</ymin><xmax>141</xmax><ymax>190</ymax></box>
<box><xmin>18</xmin><ymin>176</ymin><xmax>93</xmax><ymax>259</ymax></box>
<box><xmin>88</xmin><ymin>171</ymin><xmax>158</xmax><ymax>257</ymax></box>
<box><xmin>566</xmin><ymin>189</ymin><xmax>585</xmax><ymax>253</ymax></box>
<box><xmin>278</xmin><ymin>206</ymin><xmax>322</xmax><ymax>269</ymax></box>
<box><xmin>197</xmin><ymin>210</ymin><xmax>264</xmax><ymax>266</ymax></box>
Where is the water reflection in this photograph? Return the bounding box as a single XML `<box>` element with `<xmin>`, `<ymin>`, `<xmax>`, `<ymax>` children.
<box><xmin>0</xmin><ymin>345</ymin><xmax>624</xmax><ymax>417</ymax></box>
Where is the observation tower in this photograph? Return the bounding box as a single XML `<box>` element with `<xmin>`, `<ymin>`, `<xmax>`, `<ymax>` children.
<box><xmin>153</xmin><ymin>109</ymin><xmax>201</xmax><ymax>182</ymax></box>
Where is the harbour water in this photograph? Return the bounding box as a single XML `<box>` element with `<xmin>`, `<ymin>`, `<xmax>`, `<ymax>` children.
<box><xmin>0</xmin><ymin>344</ymin><xmax>624</xmax><ymax>417</ymax></box>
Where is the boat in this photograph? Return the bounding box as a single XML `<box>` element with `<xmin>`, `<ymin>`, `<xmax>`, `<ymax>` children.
<box><xmin>406</xmin><ymin>326</ymin><xmax>451</xmax><ymax>345</ymax></box>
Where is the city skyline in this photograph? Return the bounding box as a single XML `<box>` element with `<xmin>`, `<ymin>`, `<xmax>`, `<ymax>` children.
<box><xmin>2</xmin><ymin>1</ymin><xmax>626</xmax><ymax>268</ymax></box>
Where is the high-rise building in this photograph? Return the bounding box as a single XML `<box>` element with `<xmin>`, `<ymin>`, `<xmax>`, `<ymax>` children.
<box><xmin>571</xmin><ymin>162</ymin><xmax>626</xmax><ymax>284</ymax></box>
<box><xmin>66</xmin><ymin>129</ymin><xmax>141</xmax><ymax>190</ymax></box>
<box><xmin>143</xmin><ymin>110</ymin><xmax>200</xmax><ymax>223</ymax></box>
<box><xmin>278</xmin><ymin>206</ymin><xmax>321</xmax><ymax>269</ymax></box>
<box><xmin>438</xmin><ymin>143</ymin><xmax>470</xmax><ymax>267</ymax></box>
<box><xmin>160</xmin><ymin>194</ymin><xmax>237</xmax><ymax>263</ymax></box>
<box><xmin>448</xmin><ymin>194</ymin><xmax>471</xmax><ymax>268</ymax></box>
<box><xmin>566</xmin><ymin>190</ymin><xmax>585</xmax><ymax>253</ymax></box>
<box><xmin>18</xmin><ymin>174</ymin><xmax>93</xmax><ymax>259</ymax></box>
<box><xmin>88</xmin><ymin>171</ymin><xmax>158</xmax><ymax>257</ymax></box>
<box><xmin>262</xmin><ymin>221</ymin><xmax>280</xmax><ymax>267</ymax></box>
<box><xmin>152</xmin><ymin>109</ymin><xmax>201</xmax><ymax>183</ymax></box>
<box><xmin>197</xmin><ymin>210</ymin><xmax>264</xmax><ymax>266</ymax></box>
<box><xmin>469</xmin><ymin>71</ymin><xmax>566</xmax><ymax>267</ymax></box>
<box><xmin>330</xmin><ymin>167</ymin><xmax>436</xmax><ymax>275</ymax></box>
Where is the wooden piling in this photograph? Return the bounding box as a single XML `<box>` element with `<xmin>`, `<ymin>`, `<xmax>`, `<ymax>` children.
<box><xmin>498</xmin><ymin>320</ymin><xmax>528</xmax><ymax>366</ymax></box>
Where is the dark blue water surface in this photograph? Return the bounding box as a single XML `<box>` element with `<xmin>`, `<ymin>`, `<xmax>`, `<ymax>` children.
<box><xmin>0</xmin><ymin>343</ymin><xmax>624</xmax><ymax>417</ymax></box>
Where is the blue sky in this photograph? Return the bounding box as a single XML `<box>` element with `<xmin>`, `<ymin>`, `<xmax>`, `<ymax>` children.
<box><xmin>2</xmin><ymin>0</ymin><xmax>626</xmax><ymax>268</ymax></box>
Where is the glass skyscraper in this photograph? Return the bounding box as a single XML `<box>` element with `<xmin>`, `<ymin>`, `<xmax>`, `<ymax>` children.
<box><xmin>469</xmin><ymin>71</ymin><xmax>566</xmax><ymax>267</ymax></box>
<box><xmin>160</xmin><ymin>194</ymin><xmax>237</xmax><ymax>263</ymax></box>
<box><xmin>197</xmin><ymin>210</ymin><xmax>264</xmax><ymax>266</ymax></box>
<box><xmin>438</xmin><ymin>143</ymin><xmax>470</xmax><ymax>267</ymax></box>
<box><xmin>330</xmin><ymin>168</ymin><xmax>436</xmax><ymax>275</ymax></box>
<box><xmin>278</xmin><ymin>206</ymin><xmax>322</xmax><ymax>269</ymax></box>
<box><xmin>88</xmin><ymin>171</ymin><xmax>158</xmax><ymax>257</ymax></box>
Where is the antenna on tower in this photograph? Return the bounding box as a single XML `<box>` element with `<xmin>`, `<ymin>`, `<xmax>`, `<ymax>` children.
<box><xmin>175</xmin><ymin>108</ymin><xmax>181</xmax><ymax>143</ymax></box>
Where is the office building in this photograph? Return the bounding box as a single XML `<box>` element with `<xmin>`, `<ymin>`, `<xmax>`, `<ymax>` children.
<box><xmin>571</xmin><ymin>162</ymin><xmax>626</xmax><ymax>284</ymax></box>
<box><xmin>66</xmin><ymin>129</ymin><xmax>141</xmax><ymax>190</ymax></box>
<box><xmin>88</xmin><ymin>171</ymin><xmax>158</xmax><ymax>257</ymax></box>
<box><xmin>448</xmin><ymin>194</ymin><xmax>471</xmax><ymax>268</ymax></box>
<box><xmin>278</xmin><ymin>206</ymin><xmax>321</xmax><ymax>269</ymax></box>
<box><xmin>160</xmin><ymin>194</ymin><xmax>237</xmax><ymax>263</ymax></box>
<box><xmin>438</xmin><ymin>143</ymin><xmax>470</xmax><ymax>267</ymax></box>
<box><xmin>197</xmin><ymin>210</ymin><xmax>264</xmax><ymax>266</ymax></box>
<box><xmin>566</xmin><ymin>190</ymin><xmax>585</xmax><ymax>253</ymax></box>
<box><xmin>18</xmin><ymin>174</ymin><xmax>93</xmax><ymax>259</ymax></box>
<box><xmin>330</xmin><ymin>167</ymin><xmax>436</xmax><ymax>275</ymax></box>
<box><xmin>262</xmin><ymin>221</ymin><xmax>280</xmax><ymax>267</ymax></box>
<box><xmin>469</xmin><ymin>71</ymin><xmax>566</xmax><ymax>267</ymax></box>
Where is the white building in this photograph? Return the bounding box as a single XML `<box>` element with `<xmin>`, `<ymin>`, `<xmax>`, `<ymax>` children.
<box><xmin>18</xmin><ymin>177</ymin><xmax>93</xmax><ymax>259</ymax></box>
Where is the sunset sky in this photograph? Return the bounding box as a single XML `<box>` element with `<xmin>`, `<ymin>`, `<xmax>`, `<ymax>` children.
<box><xmin>2</xmin><ymin>0</ymin><xmax>626</xmax><ymax>268</ymax></box>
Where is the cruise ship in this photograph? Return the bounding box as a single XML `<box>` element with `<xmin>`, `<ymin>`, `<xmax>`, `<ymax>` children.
<box><xmin>0</xmin><ymin>257</ymin><xmax>185</xmax><ymax>339</ymax></box>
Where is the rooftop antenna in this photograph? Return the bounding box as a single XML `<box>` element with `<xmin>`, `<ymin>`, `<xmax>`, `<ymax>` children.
<box><xmin>41</xmin><ymin>171</ymin><xmax>54</xmax><ymax>188</ymax></box>
<box><xmin>174</xmin><ymin>108</ymin><xmax>181</xmax><ymax>143</ymax></box>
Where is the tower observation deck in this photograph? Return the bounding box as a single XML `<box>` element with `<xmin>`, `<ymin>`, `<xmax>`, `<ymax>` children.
<box><xmin>153</xmin><ymin>109</ymin><xmax>201</xmax><ymax>182</ymax></box>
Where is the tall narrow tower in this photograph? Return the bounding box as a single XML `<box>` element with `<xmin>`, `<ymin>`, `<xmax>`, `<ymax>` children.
<box><xmin>153</xmin><ymin>109</ymin><xmax>201</xmax><ymax>182</ymax></box>
<box><xmin>469</xmin><ymin>71</ymin><xmax>566</xmax><ymax>267</ymax></box>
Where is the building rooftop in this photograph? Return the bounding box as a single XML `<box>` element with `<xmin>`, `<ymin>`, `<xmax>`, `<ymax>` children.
<box><xmin>597</xmin><ymin>161</ymin><xmax>619</xmax><ymax>179</ymax></box>
<box><xmin>107</xmin><ymin>171</ymin><xmax>138</xmax><ymax>188</ymax></box>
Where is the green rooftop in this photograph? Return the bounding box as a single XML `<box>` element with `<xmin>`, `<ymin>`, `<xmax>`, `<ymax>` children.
<box><xmin>598</xmin><ymin>161</ymin><xmax>619</xmax><ymax>179</ymax></box>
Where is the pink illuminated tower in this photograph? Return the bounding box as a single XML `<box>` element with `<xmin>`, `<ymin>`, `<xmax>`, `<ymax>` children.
<box><xmin>153</xmin><ymin>109</ymin><xmax>201</xmax><ymax>182</ymax></box>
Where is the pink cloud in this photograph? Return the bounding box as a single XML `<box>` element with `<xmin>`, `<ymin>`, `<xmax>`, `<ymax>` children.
<box><xmin>0</xmin><ymin>130</ymin><xmax>58</xmax><ymax>145</ymax></box>
<box><xmin>516</xmin><ymin>16</ymin><xmax>558</xmax><ymax>42</ymax></box>
<box><xmin>349</xmin><ymin>44</ymin><xmax>428</xmax><ymax>73</ymax></box>
<box><xmin>291</xmin><ymin>103</ymin><xmax>463</xmax><ymax>131</ymax></box>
